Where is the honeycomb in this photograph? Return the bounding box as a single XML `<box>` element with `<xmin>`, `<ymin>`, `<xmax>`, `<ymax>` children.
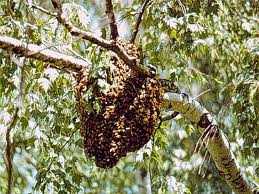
<box><xmin>75</xmin><ymin>40</ymin><xmax>164</xmax><ymax>168</ymax></box>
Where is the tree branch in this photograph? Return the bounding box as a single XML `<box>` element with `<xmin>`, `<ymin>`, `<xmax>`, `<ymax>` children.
<box><xmin>50</xmin><ymin>1</ymin><xmax>134</xmax><ymax>64</ymax></box>
<box><xmin>4</xmin><ymin>108</ymin><xmax>19</xmax><ymax>194</ymax></box>
<box><xmin>161</xmin><ymin>111</ymin><xmax>179</xmax><ymax>121</ymax></box>
<box><xmin>0</xmin><ymin>35</ymin><xmax>170</xmax><ymax>80</ymax></box>
<box><xmin>105</xmin><ymin>0</ymin><xmax>119</xmax><ymax>40</ymax></box>
<box><xmin>50</xmin><ymin>0</ymin><xmax>152</xmax><ymax>76</ymax></box>
<box><xmin>131</xmin><ymin>0</ymin><xmax>152</xmax><ymax>43</ymax></box>
<box><xmin>30</xmin><ymin>4</ymin><xmax>57</xmax><ymax>17</ymax></box>
<box><xmin>163</xmin><ymin>92</ymin><xmax>254</xmax><ymax>194</ymax></box>
<box><xmin>45</xmin><ymin>128</ymin><xmax>78</xmax><ymax>176</ymax></box>
<box><xmin>0</xmin><ymin>35</ymin><xmax>90</xmax><ymax>72</ymax></box>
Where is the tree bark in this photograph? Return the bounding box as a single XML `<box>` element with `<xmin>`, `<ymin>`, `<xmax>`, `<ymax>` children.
<box><xmin>163</xmin><ymin>92</ymin><xmax>254</xmax><ymax>194</ymax></box>
<box><xmin>105</xmin><ymin>0</ymin><xmax>119</xmax><ymax>40</ymax></box>
<box><xmin>0</xmin><ymin>35</ymin><xmax>90</xmax><ymax>72</ymax></box>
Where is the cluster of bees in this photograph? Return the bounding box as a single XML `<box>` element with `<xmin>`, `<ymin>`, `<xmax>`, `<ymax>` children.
<box><xmin>75</xmin><ymin>40</ymin><xmax>164</xmax><ymax>168</ymax></box>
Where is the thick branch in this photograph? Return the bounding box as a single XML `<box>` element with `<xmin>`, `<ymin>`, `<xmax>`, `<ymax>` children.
<box><xmin>163</xmin><ymin>92</ymin><xmax>253</xmax><ymax>194</ymax></box>
<box><xmin>0</xmin><ymin>35</ymin><xmax>90</xmax><ymax>72</ymax></box>
<box><xmin>105</xmin><ymin>0</ymin><xmax>119</xmax><ymax>40</ymax></box>
<box><xmin>131</xmin><ymin>0</ymin><xmax>152</xmax><ymax>43</ymax></box>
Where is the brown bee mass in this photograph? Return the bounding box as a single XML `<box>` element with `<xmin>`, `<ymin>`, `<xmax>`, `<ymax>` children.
<box><xmin>75</xmin><ymin>40</ymin><xmax>164</xmax><ymax>168</ymax></box>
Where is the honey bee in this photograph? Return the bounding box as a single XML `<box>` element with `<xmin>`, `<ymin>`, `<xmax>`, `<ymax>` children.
<box><xmin>75</xmin><ymin>40</ymin><xmax>164</xmax><ymax>168</ymax></box>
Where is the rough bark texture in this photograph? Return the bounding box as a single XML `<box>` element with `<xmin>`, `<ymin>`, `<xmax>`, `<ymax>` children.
<box><xmin>0</xmin><ymin>35</ymin><xmax>89</xmax><ymax>72</ymax></box>
<box><xmin>105</xmin><ymin>0</ymin><xmax>119</xmax><ymax>40</ymax></box>
<box><xmin>163</xmin><ymin>92</ymin><xmax>253</xmax><ymax>194</ymax></box>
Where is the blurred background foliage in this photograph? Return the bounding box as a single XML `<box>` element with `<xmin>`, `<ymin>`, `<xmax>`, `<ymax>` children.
<box><xmin>0</xmin><ymin>0</ymin><xmax>258</xmax><ymax>193</ymax></box>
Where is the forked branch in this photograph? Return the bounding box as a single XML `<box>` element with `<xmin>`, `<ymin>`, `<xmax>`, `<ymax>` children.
<box><xmin>131</xmin><ymin>0</ymin><xmax>152</xmax><ymax>43</ymax></box>
<box><xmin>105</xmin><ymin>0</ymin><xmax>119</xmax><ymax>40</ymax></box>
<box><xmin>51</xmin><ymin>0</ymin><xmax>151</xmax><ymax>75</ymax></box>
<box><xmin>51</xmin><ymin>0</ymin><xmax>113</xmax><ymax>50</ymax></box>
<box><xmin>50</xmin><ymin>0</ymin><xmax>138</xmax><ymax>69</ymax></box>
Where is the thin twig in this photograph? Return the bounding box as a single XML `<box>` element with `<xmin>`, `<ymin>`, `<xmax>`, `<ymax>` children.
<box><xmin>194</xmin><ymin>124</ymin><xmax>212</xmax><ymax>154</ymax></box>
<box><xmin>194</xmin><ymin>89</ymin><xmax>211</xmax><ymax>99</ymax></box>
<box><xmin>45</xmin><ymin>128</ymin><xmax>78</xmax><ymax>175</ymax></box>
<box><xmin>31</xmin><ymin>4</ymin><xmax>57</xmax><ymax>17</ymax></box>
<box><xmin>4</xmin><ymin>51</ymin><xmax>26</xmax><ymax>194</ymax></box>
<box><xmin>176</xmin><ymin>0</ymin><xmax>187</xmax><ymax>15</ymax></box>
<box><xmin>105</xmin><ymin>0</ymin><xmax>119</xmax><ymax>40</ymax></box>
<box><xmin>4</xmin><ymin>107</ymin><xmax>19</xmax><ymax>194</ymax></box>
<box><xmin>198</xmin><ymin>126</ymin><xmax>217</xmax><ymax>175</ymax></box>
<box><xmin>160</xmin><ymin>111</ymin><xmax>179</xmax><ymax>122</ymax></box>
<box><xmin>131</xmin><ymin>0</ymin><xmax>152</xmax><ymax>43</ymax></box>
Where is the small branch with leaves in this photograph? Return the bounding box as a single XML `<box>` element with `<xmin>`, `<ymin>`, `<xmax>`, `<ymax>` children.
<box><xmin>131</xmin><ymin>0</ymin><xmax>152</xmax><ymax>43</ymax></box>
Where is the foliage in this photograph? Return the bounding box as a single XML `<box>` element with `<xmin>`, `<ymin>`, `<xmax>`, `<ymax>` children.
<box><xmin>0</xmin><ymin>0</ymin><xmax>258</xmax><ymax>193</ymax></box>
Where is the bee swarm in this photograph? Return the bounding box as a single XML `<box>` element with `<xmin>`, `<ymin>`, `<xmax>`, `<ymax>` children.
<box><xmin>75</xmin><ymin>40</ymin><xmax>164</xmax><ymax>168</ymax></box>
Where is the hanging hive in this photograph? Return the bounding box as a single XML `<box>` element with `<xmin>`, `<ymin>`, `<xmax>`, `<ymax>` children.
<box><xmin>75</xmin><ymin>40</ymin><xmax>164</xmax><ymax>168</ymax></box>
